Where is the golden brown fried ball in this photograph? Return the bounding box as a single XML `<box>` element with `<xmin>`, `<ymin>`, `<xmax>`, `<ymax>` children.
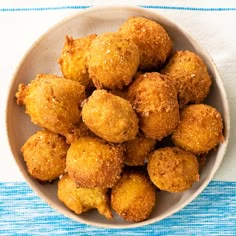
<box><xmin>82</xmin><ymin>90</ymin><xmax>139</xmax><ymax>143</ymax></box>
<box><xmin>15</xmin><ymin>74</ymin><xmax>86</xmax><ymax>143</ymax></box>
<box><xmin>87</xmin><ymin>32</ymin><xmax>140</xmax><ymax>89</ymax></box>
<box><xmin>58</xmin><ymin>34</ymin><xmax>96</xmax><ymax>87</ymax></box>
<box><xmin>119</xmin><ymin>16</ymin><xmax>173</xmax><ymax>70</ymax></box>
<box><xmin>127</xmin><ymin>72</ymin><xmax>179</xmax><ymax>141</ymax></box>
<box><xmin>21</xmin><ymin>130</ymin><xmax>69</xmax><ymax>182</ymax></box>
<box><xmin>123</xmin><ymin>133</ymin><xmax>156</xmax><ymax>166</ymax></box>
<box><xmin>58</xmin><ymin>174</ymin><xmax>112</xmax><ymax>219</ymax></box>
<box><xmin>111</xmin><ymin>171</ymin><xmax>156</xmax><ymax>222</ymax></box>
<box><xmin>161</xmin><ymin>50</ymin><xmax>212</xmax><ymax>108</ymax></box>
<box><xmin>172</xmin><ymin>104</ymin><xmax>224</xmax><ymax>154</ymax></box>
<box><xmin>147</xmin><ymin>147</ymin><xmax>199</xmax><ymax>192</ymax></box>
<box><xmin>65</xmin><ymin>117</ymin><xmax>95</xmax><ymax>143</ymax></box>
<box><xmin>66</xmin><ymin>137</ymin><xmax>124</xmax><ymax>188</ymax></box>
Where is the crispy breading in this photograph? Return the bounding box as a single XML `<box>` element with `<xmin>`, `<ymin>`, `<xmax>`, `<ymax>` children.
<box><xmin>161</xmin><ymin>50</ymin><xmax>212</xmax><ymax>107</ymax></box>
<box><xmin>66</xmin><ymin>137</ymin><xmax>124</xmax><ymax>188</ymax></box>
<box><xmin>58</xmin><ymin>34</ymin><xmax>96</xmax><ymax>87</ymax></box>
<box><xmin>21</xmin><ymin>130</ymin><xmax>69</xmax><ymax>182</ymax></box>
<box><xmin>111</xmin><ymin>170</ymin><xmax>156</xmax><ymax>222</ymax></box>
<box><xmin>87</xmin><ymin>32</ymin><xmax>140</xmax><ymax>89</ymax></box>
<box><xmin>64</xmin><ymin>117</ymin><xmax>95</xmax><ymax>143</ymax></box>
<box><xmin>123</xmin><ymin>133</ymin><xmax>156</xmax><ymax>166</ymax></box>
<box><xmin>127</xmin><ymin>72</ymin><xmax>179</xmax><ymax>140</ymax></box>
<box><xmin>82</xmin><ymin>90</ymin><xmax>139</xmax><ymax>143</ymax></box>
<box><xmin>15</xmin><ymin>74</ymin><xmax>86</xmax><ymax>143</ymax></box>
<box><xmin>58</xmin><ymin>174</ymin><xmax>112</xmax><ymax>219</ymax></box>
<box><xmin>172</xmin><ymin>104</ymin><xmax>224</xmax><ymax>154</ymax></box>
<box><xmin>119</xmin><ymin>16</ymin><xmax>173</xmax><ymax>70</ymax></box>
<box><xmin>147</xmin><ymin>147</ymin><xmax>199</xmax><ymax>192</ymax></box>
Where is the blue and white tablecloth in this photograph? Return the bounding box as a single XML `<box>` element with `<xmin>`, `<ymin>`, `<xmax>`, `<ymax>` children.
<box><xmin>0</xmin><ymin>1</ymin><xmax>236</xmax><ymax>235</ymax></box>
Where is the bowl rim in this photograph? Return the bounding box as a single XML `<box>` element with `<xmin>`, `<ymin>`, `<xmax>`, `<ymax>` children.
<box><xmin>5</xmin><ymin>5</ymin><xmax>230</xmax><ymax>229</ymax></box>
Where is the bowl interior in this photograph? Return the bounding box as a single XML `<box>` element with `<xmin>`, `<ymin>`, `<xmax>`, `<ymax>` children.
<box><xmin>6</xmin><ymin>5</ymin><xmax>230</xmax><ymax>228</ymax></box>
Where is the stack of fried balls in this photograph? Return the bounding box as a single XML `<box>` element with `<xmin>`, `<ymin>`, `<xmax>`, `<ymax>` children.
<box><xmin>16</xmin><ymin>16</ymin><xmax>224</xmax><ymax>223</ymax></box>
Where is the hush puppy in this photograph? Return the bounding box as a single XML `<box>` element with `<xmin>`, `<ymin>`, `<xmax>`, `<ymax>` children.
<box><xmin>66</xmin><ymin>137</ymin><xmax>124</xmax><ymax>188</ymax></box>
<box><xmin>58</xmin><ymin>174</ymin><xmax>112</xmax><ymax>219</ymax></box>
<box><xmin>87</xmin><ymin>32</ymin><xmax>140</xmax><ymax>89</ymax></box>
<box><xmin>161</xmin><ymin>50</ymin><xmax>212</xmax><ymax>107</ymax></box>
<box><xmin>172</xmin><ymin>104</ymin><xmax>224</xmax><ymax>154</ymax></box>
<box><xmin>82</xmin><ymin>90</ymin><xmax>139</xmax><ymax>143</ymax></box>
<box><xmin>119</xmin><ymin>16</ymin><xmax>173</xmax><ymax>70</ymax></box>
<box><xmin>65</xmin><ymin>117</ymin><xmax>95</xmax><ymax>143</ymax></box>
<box><xmin>111</xmin><ymin>171</ymin><xmax>156</xmax><ymax>222</ymax></box>
<box><xmin>123</xmin><ymin>133</ymin><xmax>156</xmax><ymax>166</ymax></box>
<box><xmin>21</xmin><ymin>130</ymin><xmax>69</xmax><ymax>182</ymax></box>
<box><xmin>58</xmin><ymin>34</ymin><xmax>96</xmax><ymax>87</ymax></box>
<box><xmin>15</xmin><ymin>74</ymin><xmax>86</xmax><ymax>143</ymax></box>
<box><xmin>127</xmin><ymin>72</ymin><xmax>179</xmax><ymax>140</ymax></box>
<box><xmin>147</xmin><ymin>147</ymin><xmax>199</xmax><ymax>192</ymax></box>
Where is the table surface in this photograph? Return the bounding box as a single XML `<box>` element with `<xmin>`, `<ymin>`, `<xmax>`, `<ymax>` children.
<box><xmin>1</xmin><ymin>1</ymin><xmax>236</xmax><ymax>235</ymax></box>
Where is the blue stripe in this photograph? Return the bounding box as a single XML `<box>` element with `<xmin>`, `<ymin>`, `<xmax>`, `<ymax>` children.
<box><xmin>0</xmin><ymin>181</ymin><xmax>236</xmax><ymax>235</ymax></box>
<box><xmin>0</xmin><ymin>5</ymin><xmax>236</xmax><ymax>12</ymax></box>
<box><xmin>142</xmin><ymin>5</ymin><xmax>236</xmax><ymax>11</ymax></box>
<box><xmin>0</xmin><ymin>5</ymin><xmax>90</xmax><ymax>12</ymax></box>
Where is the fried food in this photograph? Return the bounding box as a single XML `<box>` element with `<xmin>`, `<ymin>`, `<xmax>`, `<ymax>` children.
<box><xmin>119</xmin><ymin>16</ymin><xmax>173</xmax><ymax>70</ymax></box>
<box><xmin>58</xmin><ymin>174</ymin><xmax>112</xmax><ymax>219</ymax></box>
<box><xmin>58</xmin><ymin>34</ymin><xmax>96</xmax><ymax>87</ymax></box>
<box><xmin>14</xmin><ymin>15</ymin><xmax>226</xmax><ymax>223</ymax></box>
<box><xmin>147</xmin><ymin>147</ymin><xmax>199</xmax><ymax>192</ymax></box>
<box><xmin>123</xmin><ymin>133</ymin><xmax>156</xmax><ymax>166</ymax></box>
<box><xmin>64</xmin><ymin>117</ymin><xmax>95</xmax><ymax>143</ymax></box>
<box><xmin>87</xmin><ymin>32</ymin><xmax>140</xmax><ymax>89</ymax></box>
<box><xmin>111</xmin><ymin>170</ymin><xmax>156</xmax><ymax>222</ymax></box>
<box><xmin>21</xmin><ymin>130</ymin><xmax>69</xmax><ymax>182</ymax></box>
<box><xmin>172</xmin><ymin>104</ymin><xmax>224</xmax><ymax>154</ymax></box>
<box><xmin>161</xmin><ymin>50</ymin><xmax>212</xmax><ymax>108</ymax></box>
<box><xmin>82</xmin><ymin>90</ymin><xmax>139</xmax><ymax>143</ymax></box>
<box><xmin>127</xmin><ymin>72</ymin><xmax>179</xmax><ymax>141</ymax></box>
<box><xmin>15</xmin><ymin>74</ymin><xmax>86</xmax><ymax>143</ymax></box>
<box><xmin>66</xmin><ymin>137</ymin><xmax>124</xmax><ymax>188</ymax></box>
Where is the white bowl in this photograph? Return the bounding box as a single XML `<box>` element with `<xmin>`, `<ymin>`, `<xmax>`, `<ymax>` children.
<box><xmin>6</xmin><ymin>5</ymin><xmax>230</xmax><ymax>228</ymax></box>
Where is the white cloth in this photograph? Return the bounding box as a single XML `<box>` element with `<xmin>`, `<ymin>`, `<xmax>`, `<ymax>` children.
<box><xmin>1</xmin><ymin>0</ymin><xmax>236</xmax><ymax>182</ymax></box>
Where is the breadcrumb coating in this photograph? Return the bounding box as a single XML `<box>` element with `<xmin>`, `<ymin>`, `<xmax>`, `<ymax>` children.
<box><xmin>21</xmin><ymin>130</ymin><xmax>69</xmax><ymax>181</ymax></box>
<box><xmin>82</xmin><ymin>90</ymin><xmax>139</xmax><ymax>143</ymax></box>
<box><xmin>111</xmin><ymin>170</ymin><xmax>156</xmax><ymax>222</ymax></box>
<box><xmin>87</xmin><ymin>32</ymin><xmax>140</xmax><ymax>89</ymax></box>
<box><xmin>123</xmin><ymin>133</ymin><xmax>156</xmax><ymax>166</ymax></box>
<box><xmin>161</xmin><ymin>50</ymin><xmax>212</xmax><ymax>107</ymax></box>
<box><xmin>119</xmin><ymin>16</ymin><xmax>173</xmax><ymax>70</ymax></box>
<box><xmin>172</xmin><ymin>104</ymin><xmax>224</xmax><ymax>154</ymax></box>
<box><xmin>66</xmin><ymin>137</ymin><xmax>124</xmax><ymax>188</ymax></box>
<box><xmin>127</xmin><ymin>72</ymin><xmax>179</xmax><ymax>140</ymax></box>
<box><xmin>15</xmin><ymin>74</ymin><xmax>86</xmax><ymax>143</ymax></box>
<box><xmin>58</xmin><ymin>174</ymin><xmax>112</xmax><ymax>219</ymax></box>
<box><xmin>147</xmin><ymin>147</ymin><xmax>199</xmax><ymax>192</ymax></box>
<box><xmin>58</xmin><ymin>34</ymin><xmax>96</xmax><ymax>87</ymax></box>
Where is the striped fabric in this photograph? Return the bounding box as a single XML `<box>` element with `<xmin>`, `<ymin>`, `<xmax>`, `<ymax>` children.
<box><xmin>0</xmin><ymin>182</ymin><xmax>236</xmax><ymax>235</ymax></box>
<box><xmin>1</xmin><ymin>1</ymin><xmax>236</xmax><ymax>235</ymax></box>
<box><xmin>1</xmin><ymin>6</ymin><xmax>236</xmax><ymax>11</ymax></box>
